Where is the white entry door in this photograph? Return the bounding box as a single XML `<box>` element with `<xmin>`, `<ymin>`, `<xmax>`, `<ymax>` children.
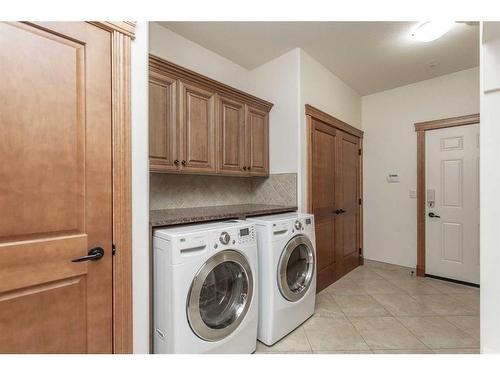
<box><xmin>425</xmin><ymin>123</ymin><xmax>480</xmax><ymax>284</ymax></box>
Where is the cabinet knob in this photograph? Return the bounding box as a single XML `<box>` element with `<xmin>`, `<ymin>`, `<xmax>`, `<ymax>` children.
<box><xmin>243</xmin><ymin>166</ymin><xmax>247</xmax><ymax>171</ymax></box>
<box><xmin>247</xmin><ymin>166</ymin><xmax>251</xmax><ymax>171</ymax></box>
<box><xmin>181</xmin><ymin>160</ymin><xmax>186</xmax><ymax>166</ymax></box>
<box><xmin>174</xmin><ymin>160</ymin><xmax>180</xmax><ymax>166</ymax></box>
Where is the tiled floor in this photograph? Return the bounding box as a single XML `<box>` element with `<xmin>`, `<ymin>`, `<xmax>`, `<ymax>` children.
<box><xmin>255</xmin><ymin>260</ymin><xmax>480</xmax><ymax>354</ymax></box>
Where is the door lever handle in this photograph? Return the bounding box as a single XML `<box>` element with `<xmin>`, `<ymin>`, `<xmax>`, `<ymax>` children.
<box><xmin>428</xmin><ymin>212</ymin><xmax>441</xmax><ymax>218</ymax></box>
<box><xmin>72</xmin><ymin>247</ymin><xmax>105</xmax><ymax>262</ymax></box>
<box><xmin>334</xmin><ymin>209</ymin><xmax>346</xmax><ymax>215</ymax></box>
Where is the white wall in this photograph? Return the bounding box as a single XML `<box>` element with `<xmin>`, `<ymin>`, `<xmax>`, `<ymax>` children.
<box><xmin>480</xmin><ymin>22</ymin><xmax>500</xmax><ymax>354</ymax></box>
<box><xmin>149</xmin><ymin>22</ymin><xmax>249</xmax><ymax>91</ymax></box>
<box><xmin>247</xmin><ymin>49</ymin><xmax>301</xmax><ymax>175</ymax></box>
<box><xmin>362</xmin><ymin>67</ymin><xmax>480</xmax><ymax>268</ymax></box>
<box><xmin>299</xmin><ymin>50</ymin><xmax>362</xmax><ymax>210</ymax></box>
<box><xmin>131</xmin><ymin>21</ymin><xmax>150</xmax><ymax>354</ymax></box>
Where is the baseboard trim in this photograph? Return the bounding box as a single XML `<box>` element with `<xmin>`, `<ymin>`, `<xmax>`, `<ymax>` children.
<box><xmin>425</xmin><ymin>274</ymin><xmax>480</xmax><ymax>288</ymax></box>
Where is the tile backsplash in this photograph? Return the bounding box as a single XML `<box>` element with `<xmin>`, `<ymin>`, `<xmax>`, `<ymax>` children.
<box><xmin>150</xmin><ymin>173</ymin><xmax>297</xmax><ymax>210</ymax></box>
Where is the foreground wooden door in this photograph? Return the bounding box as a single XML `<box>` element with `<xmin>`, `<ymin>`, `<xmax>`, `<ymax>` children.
<box><xmin>0</xmin><ymin>22</ymin><xmax>113</xmax><ymax>353</ymax></box>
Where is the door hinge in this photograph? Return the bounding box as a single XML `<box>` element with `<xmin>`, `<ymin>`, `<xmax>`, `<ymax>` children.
<box><xmin>359</xmin><ymin>198</ymin><xmax>362</xmax><ymax>205</ymax></box>
<box><xmin>358</xmin><ymin>149</ymin><xmax>362</xmax><ymax>156</ymax></box>
<box><xmin>359</xmin><ymin>247</ymin><xmax>362</xmax><ymax>255</ymax></box>
<box><xmin>112</xmin><ymin>243</ymin><xmax>116</xmax><ymax>256</ymax></box>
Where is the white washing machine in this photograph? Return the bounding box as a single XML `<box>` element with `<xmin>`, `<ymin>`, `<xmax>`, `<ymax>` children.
<box><xmin>247</xmin><ymin>212</ymin><xmax>316</xmax><ymax>345</ymax></box>
<box><xmin>153</xmin><ymin>220</ymin><xmax>259</xmax><ymax>353</ymax></box>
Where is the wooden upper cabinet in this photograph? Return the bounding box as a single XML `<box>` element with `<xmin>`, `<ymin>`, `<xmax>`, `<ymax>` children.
<box><xmin>149</xmin><ymin>55</ymin><xmax>273</xmax><ymax>176</ymax></box>
<box><xmin>245</xmin><ymin>105</ymin><xmax>269</xmax><ymax>176</ymax></box>
<box><xmin>179</xmin><ymin>81</ymin><xmax>216</xmax><ymax>173</ymax></box>
<box><xmin>218</xmin><ymin>96</ymin><xmax>245</xmax><ymax>174</ymax></box>
<box><xmin>149</xmin><ymin>72</ymin><xmax>177</xmax><ymax>172</ymax></box>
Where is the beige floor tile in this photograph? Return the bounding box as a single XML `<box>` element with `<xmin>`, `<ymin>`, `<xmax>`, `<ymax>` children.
<box><xmin>397</xmin><ymin>316</ymin><xmax>479</xmax><ymax>349</ymax></box>
<box><xmin>257</xmin><ymin>326</ymin><xmax>312</xmax><ymax>353</ymax></box>
<box><xmin>445</xmin><ymin>316</ymin><xmax>480</xmax><ymax>340</ymax></box>
<box><xmin>313</xmin><ymin>350</ymin><xmax>373</xmax><ymax>354</ymax></box>
<box><xmin>303</xmin><ymin>316</ymin><xmax>369</xmax><ymax>351</ymax></box>
<box><xmin>449</xmin><ymin>294</ymin><xmax>480</xmax><ymax>314</ymax></box>
<box><xmin>371</xmin><ymin>267</ymin><xmax>415</xmax><ymax>280</ymax></box>
<box><xmin>364</xmin><ymin>260</ymin><xmax>411</xmax><ymax>272</ymax></box>
<box><xmin>372</xmin><ymin>349</ymin><xmax>434</xmax><ymax>354</ymax></box>
<box><xmin>255</xmin><ymin>351</ymin><xmax>312</xmax><ymax>354</ymax></box>
<box><xmin>412</xmin><ymin>294</ymin><xmax>477</xmax><ymax>316</ymax></box>
<box><xmin>386</xmin><ymin>278</ymin><xmax>443</xmax><ymax>295</ymax></box>
<box><xmin>350</xmin><ymin>316</ymin><xmax>427</xmax><ymax>350</ymax></box>
<box><xmin>314</xmin><ymin>290</ymin><xmax>345</xmax><ymax>318</ymax></box>
<box><xmin>433</xmin><ymin>348</ymin><xmax>480</xmax><ymax>354</ymax></box>
<box><xmin>344</xmin><ymin>267</ymin><xmax>385</xmax><ymax>282</ymax></box>
<box><xmin>424</xmin><ymin>279</ymin><xmax>479</xmax><ymax>294</ymax></box>
<box><xmin>371</xmin><ymin>294</ymin><xmax>437</xmax><ymax>316</ymax></box>
<box><xmin>325</xmin><ymin>277</ymin><xmax>366</xmax><ymax>296</ymax></box>
<box><xmin>333</xmin><ymin>295</ymin><xmax>390</xmax><ymax>317</ymax></box>
<box><xmin>355</xmin><ymin>279</ymin><xmax>406</xmax><ymax>295</ymax></box>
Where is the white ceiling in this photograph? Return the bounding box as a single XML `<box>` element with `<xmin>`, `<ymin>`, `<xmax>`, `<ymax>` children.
<box><xmin>158</xmin><ymin>22</ymin><xmax>479</xmax><ymax>95</ymax></box>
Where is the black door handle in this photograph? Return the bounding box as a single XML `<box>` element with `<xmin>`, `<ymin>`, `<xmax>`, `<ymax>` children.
<box><xmin>428</xmin><ymin>212</ymin><xmax>441</xmax><ymax>218</ymax></box>
<box><xmin>72</xmin><ymin>247</ymin><xmax>105</xmax><ymax>262</ymax></box>
<box><xmin>334</xmin><ymin>209</ymin><xmax>346</xmax><ymax>215</ymax></box>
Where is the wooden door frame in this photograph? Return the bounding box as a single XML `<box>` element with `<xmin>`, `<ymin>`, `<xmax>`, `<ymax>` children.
<box><xmin>89</xmin><ymin>21</ymin><xmax>135</xmax><ymax>353</ymax></box>
<box><xmin>414</xmin><ymin>113</ymin><xmax>480</xmax><ymax>277</ymax></box>
<box><xmin>305</xmin><ymin>104</ymin><xmax>364</xmax><ymax>264</ymax></box>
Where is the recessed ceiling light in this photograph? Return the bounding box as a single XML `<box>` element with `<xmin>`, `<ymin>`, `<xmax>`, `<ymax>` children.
<box><xmin>411</xmin><ymin>21</ymin><xmax>455</xmax><ymax>42</ymax></box>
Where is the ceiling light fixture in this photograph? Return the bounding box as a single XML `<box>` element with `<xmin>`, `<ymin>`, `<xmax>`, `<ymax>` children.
<box><xmin>411</xmin><ymin>21</ymin><xmax>455</xmax><ymax>42</ymax></box>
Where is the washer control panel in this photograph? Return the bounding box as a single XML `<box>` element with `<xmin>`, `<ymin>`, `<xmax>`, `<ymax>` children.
<box><xmin>237</xmin><ymin>226</ymin><xmax>255</xmax><ymax>245</ymax></box>
<box><xmin>210</xmin><ymin>225</ymin><xmax>255</xmax><ymax>249</ymax></box>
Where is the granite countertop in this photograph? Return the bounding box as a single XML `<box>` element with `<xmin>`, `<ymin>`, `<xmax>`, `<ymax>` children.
<box><xmin>150</xmin><ymin>204</ymin><xmax>298</xmax><ymax>227</ymax></box>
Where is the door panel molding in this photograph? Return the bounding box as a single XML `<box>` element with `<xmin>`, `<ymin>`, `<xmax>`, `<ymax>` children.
<box><xmin>414</xmin><ymin>113</ymin><xmax>479</xmax><ymax>277</ymax></box>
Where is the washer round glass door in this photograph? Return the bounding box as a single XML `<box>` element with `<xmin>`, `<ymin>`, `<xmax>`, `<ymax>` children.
<box><xmin>187</xmin><ymin>250</ymin><xmax>254</xmax><ymax>341</ymax></box>
<box><xmin>278</xmin><ymin>235</ymin><xmax>315</xmax><ymax>302</ymax></box>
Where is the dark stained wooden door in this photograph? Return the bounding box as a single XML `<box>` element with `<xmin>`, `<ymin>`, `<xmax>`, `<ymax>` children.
<box><xmin>0</xmin><ymin>21</ymin><xmax>113</xmax><ymax>353</ymax></box>
<box><xmin>311</xmin><ymin>118</ymin><xmax>338</xmax><ymax>291</ymax></box>
<box><xmin>311</xmin><ymin>118</ymin><xmax>362</xmax><ymax>292</ymax></box>
<box><xmin>335</xmin><ymin>131</ymin><xmax>362</xmax><ymax>277</ymax></box>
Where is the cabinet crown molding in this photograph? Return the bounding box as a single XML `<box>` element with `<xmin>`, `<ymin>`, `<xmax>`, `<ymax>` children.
<box><xmin>149</xmin><ymin>54</ymin><xmax>274</xmax><ymax>111</ymax></box>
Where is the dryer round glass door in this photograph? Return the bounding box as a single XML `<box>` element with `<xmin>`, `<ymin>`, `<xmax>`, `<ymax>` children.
<box><xmin>187</xmin><ymin>250</ymin><xmax>254</xmax><ymax>342</ymax></box>
<box><xmin>278</xmin><ymin>235</ymin><xmax>315</xmax><ymax>302</ymax></box>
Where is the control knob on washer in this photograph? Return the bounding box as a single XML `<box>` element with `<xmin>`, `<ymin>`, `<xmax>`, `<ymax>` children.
<box><xmin>219</xmin><ymin>231</ymin><xmax>230</xmax><ymax>245</ymax></box>
<box><xmin>294</xmin><ymin>220</ymin><xmax>303</xmax><ymax>231</ymax></box>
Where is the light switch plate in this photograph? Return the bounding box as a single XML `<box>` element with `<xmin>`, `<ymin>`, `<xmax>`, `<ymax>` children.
<box><xmin>387</xmin><ymin>174</ymin><xmax>400</xmax><ymax>183</ymax></box>
<box><xmin>409</xmin><ymin>189</ymin><xmax>417</xmax><ymax>199</ymax></box>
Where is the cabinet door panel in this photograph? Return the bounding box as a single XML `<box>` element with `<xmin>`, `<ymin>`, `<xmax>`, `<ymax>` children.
<box><xmin>218</xmin><ymin>96</ymin><xmax>245</xmax><ymax>174</ymax></box>
<box><xmin>246</xmin><ymin>105</ymin><xmax>269</xmax><ymax>176</ymax></box>
<box><xmin>179</xmin><ymin>81</ymin><xmax>216</xmax><ymax>173</ymax></box>
<box><xmin>149</xmin><ymin>73</ymin><xmax>177</xmax><ymax>172</ymax></box>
